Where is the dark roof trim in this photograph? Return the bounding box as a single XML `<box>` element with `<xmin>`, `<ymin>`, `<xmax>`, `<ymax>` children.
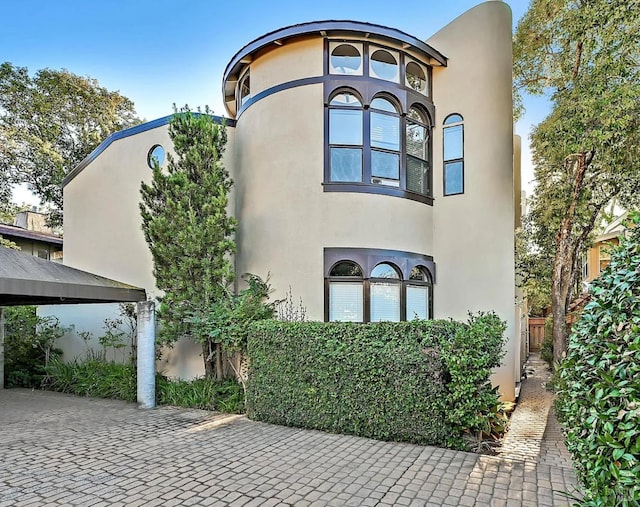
<box><xmin>62</xmin><ymin>114</ymin><xmax>236</xmax><ymax>188</ymax></box>
<box><xmin>0</xmin><ymin>224</ymin><xmax>63</xmax><ymax>246</ymax></box>
<box><xmin>223</xmin><ymin>20</ymin><xmax>448</xmax><ymax>95</ymax></box>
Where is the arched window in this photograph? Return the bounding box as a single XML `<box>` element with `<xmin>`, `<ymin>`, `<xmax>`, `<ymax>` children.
<box><xmin>406</xmin><ymin>266</ymin><xmax>432</xmax><ymax>320</ymax></box>
<box><xmin>329</xmin><ymin>91</ymin><xmax>363</xmax><ymax>183</ymax></box>
<box><xmin>329</xmin><ymin>42</ymin><xmax>363</xmax><ymax>75</ymax></box>
<box><xmin>328</xmin><ymin>261</ymin><xmax>364</xmax><ymax>322</ymax></box>
<box><xmin>443</xmin><ymin>114</ymin><xmax>464</xmax><ymax>195</ymax></box>
<box><xmin>406</xmin><ymin>59</ymin><xmax>428</xmax><ymax>95</ymax></box>
<box><xmin>406</xmin><ymin>106</ymin><xmax>431</xmax><ymax>195</ymax></box>
<box><xmin>370</xmin><ymin>262</ymin><xmax>401</xmax><ymax>322</ymax></box>
<box><xmin>369</xmin><ymin>47</ymin><xmax>399</xmax><ymax>83</ymax></box>
<box><xmin>370</xmin><ymin>97</ymin><xmax>400</xmax><ymax>187</ymax></box>
<box><xmin>239</xmin><ymin>71</ymin><xmax>250</xmax><ymax>107</ymax></box>
<box><xmin>324</xmin><ymin>249</ymin><xmax>435</xmax><ymax>322</ymax></box>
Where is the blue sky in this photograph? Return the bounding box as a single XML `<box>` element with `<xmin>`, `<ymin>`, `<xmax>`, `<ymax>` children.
<box><xmin>2</xmin><ymin>0</ymin><xmax>549</xmax><ymax>203</ymax></box>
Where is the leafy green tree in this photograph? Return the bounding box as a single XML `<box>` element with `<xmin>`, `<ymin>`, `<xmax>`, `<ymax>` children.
<box><xmin>3</xmin><ymin>306</ymin><xmax>64</xmax><ymax>388</ymax></box>
<box><xmin>140</xmin><ymin>106</ymin><xmax>236</xmax><ymax>379</ymax></box>
<box><xmin>514</xmin><ymin>0</ymin><xmax>640</xmax><ymax>361</ymax></box>
<box><xmin>0</xmin><ymin>62</ymin><xmax>140</xmax><ymax>225</ymax></box>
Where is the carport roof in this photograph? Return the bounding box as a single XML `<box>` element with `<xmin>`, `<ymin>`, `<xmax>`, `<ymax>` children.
<box><xmin>0</xmin><ymin>248</ymin><xmax>146</xmax><ymax>306</ymax></box>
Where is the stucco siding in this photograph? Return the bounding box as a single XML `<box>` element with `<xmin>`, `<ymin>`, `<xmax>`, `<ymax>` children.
<box><xmin>428</xmin><ymin>1</ymin><xmax>516</xmax><ymax>399</ymax></box>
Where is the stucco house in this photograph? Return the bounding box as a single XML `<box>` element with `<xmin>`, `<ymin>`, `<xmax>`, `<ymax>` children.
<box><xmin>43</xmin><ymin>1</ymin><xmax>525</xmax><ymax>400</ymax></box>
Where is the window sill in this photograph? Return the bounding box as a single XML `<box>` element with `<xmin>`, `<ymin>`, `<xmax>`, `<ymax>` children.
<box><xmin>323</xmin><ymin>182</ymin><xmax>434</xmax><ymax>206</ymax></box>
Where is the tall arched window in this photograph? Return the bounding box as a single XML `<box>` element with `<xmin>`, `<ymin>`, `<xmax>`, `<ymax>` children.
<box><xmin>370</xmin><ymin>262</ymin><xmax>401</xmax><ymax>322</ymax></box>
<box><xmin>443</xmin><ymin>114</ymin><xmax>464</xmax><ymax>196</ymax></box>
<box><xmin>329</xmin><ymin>91</ymin><xmax>363</xmax><ymax>183</ymax></box>
<box><xmin>328</xmin><ymin>261</ymin><xmax>364</xmax><ymax>322</ymax></box>
<box><xmin>238</xmin><ymin>71</ymin><xmax>250</xmax><ymax>107</ymax></box>
<box><xmin>406</xmin><ymin>106</ymin><xmax>430</xmax><ymax>195</ymax></box>
<box><xmin>370</xmin><ymin>97</ymin><xmax>400</xmax><ymax>187</ymax></box>
<box><xmin>406</xmin><ymin>266</ymin><xmax>432</xmax><ymax>320</ymax></box>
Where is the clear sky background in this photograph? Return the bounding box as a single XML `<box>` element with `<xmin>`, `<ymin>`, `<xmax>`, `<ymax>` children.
<box><xmin>2</xmin><ymin>0</ymin><xmax>549</xmax><ymax>205</ymax></box>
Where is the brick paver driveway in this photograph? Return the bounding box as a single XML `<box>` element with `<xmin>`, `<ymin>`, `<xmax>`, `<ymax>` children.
<box><xmin>0</xmin><ymin>386</ymin><xmax>579</xmax><ymax>506</ymax></box>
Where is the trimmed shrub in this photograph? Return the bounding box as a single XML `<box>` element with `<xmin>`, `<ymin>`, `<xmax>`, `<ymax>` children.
<box><xmin>556</xmin><ymin>215</ymin><xmax>640</xmax><ymax>506</ymax></box>
<box><xmin>247</xmin><ymin>314</ymin><xmax>505</xmax><ymax>449</ymax></box>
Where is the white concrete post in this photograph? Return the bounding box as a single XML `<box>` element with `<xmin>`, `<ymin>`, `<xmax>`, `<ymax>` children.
<box><xmin>136</xmin><ymin>301</ymin><xmax>156</xmax><ymax>409</ymax></box>
<box><xmin>0</xmin><ymin>307</ymin><xmax>5</xmax><ymax>389</ymax></box>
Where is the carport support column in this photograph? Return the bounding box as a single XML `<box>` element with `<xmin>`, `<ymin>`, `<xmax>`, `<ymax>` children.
<box><xmin>0</xmin><ymin>307</ymin><xmax>5</xmax><ymax>389</ymax></box>
<box><xmin>136</xmin><ymin>301</ymin><xmax>156</xmax><ymax>408</ymax></box>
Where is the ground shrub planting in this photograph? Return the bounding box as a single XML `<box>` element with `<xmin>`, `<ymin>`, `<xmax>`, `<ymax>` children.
<box><xmin>247</xmin><ymin>313</ymin><xmax>506</xmax><ymax>449</ymax></box>
<box><xmin>556</xmin><ymin>215</ymin><xmax>640</xmax><ymax>506</ymax></box>
<box><xmin>43</xmin><ymin>357</ymin><xmax>244</xmax><ymax>413</ymax></box>
<box><xmin>2</xmin><ymin>306</ymin><xmax>64</xmax><ymax>388</ymax></box>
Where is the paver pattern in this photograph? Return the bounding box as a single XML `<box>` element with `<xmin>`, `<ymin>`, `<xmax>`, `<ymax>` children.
<box><xmin>0</xmin><ymin>355</ymin><xmax>581</xmax><ymax>506</ymax></box>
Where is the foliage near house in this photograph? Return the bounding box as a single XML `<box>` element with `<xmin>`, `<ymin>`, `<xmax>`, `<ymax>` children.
<box><xmin>246</xmin><ymin>314</ymin><xmax>506</xmax><ymax>450</ymax></box>
<box><xmin>140</xmin><ymin>106</ymin><xmax>237</xmax><ymax>379</ymax></box>
<box><xmin>513</xmin><ymin>0</ymin><xmax>640</xmax><ymax>361</ymax></box>
<box><xmin>556</xmin><ymin>213</ymin><xmax>640</xmax><ymax>506</ymax></box>
<box><xmin>2</xmin><ymin>306</ymin><xmax>64</xmax><ymax>387</ymax></box>
<box><xmin>0</xmin><ymin>63</ymin><xmax>140</xmax><ymax>225</ymax></box>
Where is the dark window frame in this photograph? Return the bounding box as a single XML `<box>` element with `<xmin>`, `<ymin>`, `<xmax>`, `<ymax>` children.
<box><xmin>323</xmin><ymin>39</ymin><xmax>434</xmax><ymax>206</ymax></box>
<box><xmin>324</xmin><ymin>247</ymin><xmax>435</xmax><ymax>322</ymax></box>
<box><xmin>443</xmin><ymin>113</ymin><xmax>464</xmax><ymax>196</ymax></box>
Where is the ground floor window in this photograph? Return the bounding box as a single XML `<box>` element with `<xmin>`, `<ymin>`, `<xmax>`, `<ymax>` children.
<box><xmin>324</xmin><ymin>248</ymin><xmax>434</xmax><ymax>322</ymax></box>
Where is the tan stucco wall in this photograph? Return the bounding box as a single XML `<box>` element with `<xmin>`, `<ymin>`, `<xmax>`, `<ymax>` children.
<box><xmin>249</xmin><ymin>38</ymin><xmax>323</xmax><ymax>96</ymax></box>
<box><xmin>234</xmin><ymin>83</ymin><xmax>434</xmax><ymax>320</ymax></box>
<box><xmin>53</xmin><ymin>123</ymin><xmax>237</xmax><ymax>378</ymax></box>
<box><xmin>428</xmin><ymin>1</ymin><xmax>517</xmax><ymax>399</ymax></box>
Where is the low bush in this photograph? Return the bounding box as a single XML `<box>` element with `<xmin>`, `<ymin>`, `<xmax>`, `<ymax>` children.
<box><xmin>156</xmin><ymin>376</ymin><xmax>244</xmax><ymax>412</ymax></box>
<box><xmin>247</xmin><ymin>313</ymin><xmax>505</xmax><ymax>449</ymax></box>
<box><xmin>556</xmin><ymin>214</ymin><xmax>640</xmax><ymax>506</ymax></box>
<box><xmin>43</xmin><ymin>356</ymin><xmax>244</xmax><ymax>413</ymax></box>
<box><xmin>44</xmin><ymin>357</ymin><xmax>137</xmax><ymax>401</ymax></box>
<box><xmin>3</xmin><ymin>306</ymin><xmax>63</xmax><ymax>388</ymax></box>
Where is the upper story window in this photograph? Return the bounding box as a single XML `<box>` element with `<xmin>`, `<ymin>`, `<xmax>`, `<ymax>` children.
<box><xmin>406</xmin><ymin>106</ymin><xmax>431</xmax><ymax>195</ymax></box>
<box><xmin>328</xmin><ymin>91</ymin><xmax>363</xmax><ymax>183</ymax></box>
<box><xmin>324</xmin><ymin>40</ymin><xmax>433</xmax><ymax>205</ymax></box>
<box><xmin>330</xmin><ymin>42</ymin><xmax>363</xmax><ymax>75</ymax></box>
<box><xmin>369</xmin><ymin>47</ymin><xmax>399</xmax><ymax>83</ymax></box>
<box><xmin>326</xmin><ymin>89</ymin><xmax>432</xmax><ymax>202</ymax></box>
<box><xmin>443</xmin><ymin>114</ymin><xmax>464</xmax><ymax>196</ymax></box>
<box><xmin>370</xmin><ymin>97</ymin><xmax>400</xmax><ymax>187</ymax></box>
<box><xmin>239</xmin><ymin>71</ymin><xmax>251</xmax><ymax>107</ymax></box>
<box><xmin>406</xmin><ymin>59</ymin><xmax>428</xmax><ymax>95</ymax></box>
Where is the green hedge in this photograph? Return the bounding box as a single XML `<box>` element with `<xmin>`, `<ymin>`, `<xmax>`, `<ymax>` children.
<box><xmin>247</xmin><ymin>314</ymin><xmax>505</xmax><ymax>448</ymax></box>
<box><xmin>557</xmin><ymin>215</ymin><xmax>640</xmax><ymax>506</ymax></box>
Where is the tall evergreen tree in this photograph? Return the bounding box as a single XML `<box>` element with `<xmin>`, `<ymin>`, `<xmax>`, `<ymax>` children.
<box><xmin>514</xmin><ymin>0</ymin><xmax>640</xmax><ymax>361</ymax></box>
<box><xmin>140</xmin><ymin>106</ymin><xmax>236</xmax><ymax>379</ymax></box>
